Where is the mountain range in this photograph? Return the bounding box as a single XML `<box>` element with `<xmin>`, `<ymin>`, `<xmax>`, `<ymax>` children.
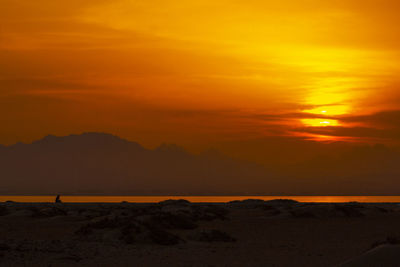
<box><xmin>1</xmin><ymin>132</ymin><xmax>399</xmax><ymax>195</ymax></box>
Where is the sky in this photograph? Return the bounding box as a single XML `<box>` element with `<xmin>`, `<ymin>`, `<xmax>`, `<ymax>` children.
<box><xmin>1</xmin><ymin>0</ymin><xmax>400</xmax><ymax>151</ymax></box>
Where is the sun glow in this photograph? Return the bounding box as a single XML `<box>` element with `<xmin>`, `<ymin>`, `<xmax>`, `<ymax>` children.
<box><xmin>1</xmin><ymin>0</ymin><xmax>400</xmax><ymax>147</ymax></box>
<box><xmin>301</xmin><ymin>119</ymin><xmax>339</xmax><ymax>127</ymax></box>
<box><xmin>304</xmin><ymin>105</ymin><xmax>349</xmax><ymax>116</ymax></box>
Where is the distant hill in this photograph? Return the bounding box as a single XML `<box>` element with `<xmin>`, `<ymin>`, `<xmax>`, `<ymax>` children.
<box><xmin>1</xmin><ymin>132</ymin><xmax>400</xmax><ymax>195</ymax></box>
<box><xmin>0</xmin><ymin>133</ymin><xmax>268</xmax><ymax>195</ymax></box>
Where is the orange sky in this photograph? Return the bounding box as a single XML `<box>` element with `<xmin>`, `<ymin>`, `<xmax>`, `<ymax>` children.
<box><xmin>1</xmin><ymin>0</ymin><xmax>400</xmax><ymax>149</ymax></box>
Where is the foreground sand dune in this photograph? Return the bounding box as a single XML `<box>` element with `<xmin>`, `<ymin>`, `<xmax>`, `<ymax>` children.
<box><xmin>338</xmin><ymin>244</ymin><xmax>400</xmax><ymax>267</ymax></box>
<box><xmin>0</xmin><ymin>199</ymin><xmax>399</xmax><ymax>266</ymax></box>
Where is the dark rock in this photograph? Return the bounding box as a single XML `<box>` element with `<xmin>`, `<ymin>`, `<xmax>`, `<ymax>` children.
<box><xmin>371</xmin><ymin>235</ymin><xmax>400</xmax><ymax>249</ymax></box>
<box><xmin>0</xmin><ymin>243</ymin><xmax>11</xmax><ymax>251</ymax></box>
<box><xmin>289</xmin><ymin>204</ymin><xmax>365</xmax><ymax>218</ymax></box>
<box><xmin>202</xmin><ymin>205</ymin><xmax>229</xmax><ymax>220</ymax></box>
<box><xmin>290</xmin><ymin>210</ymin><xmax>316</xmax><ymax>218</ymax></box>
<box><xmin>193</xmin><ymin>229</ymin><xmax>236</xmax><ymax>243</ymax></box>
<box><xmin>229</xmin><ymin>199</ymin><xmax>265</xmax><ymax>205</ymax></box>
<box><xmin>192</xmin><ymin>205</ymin><xmax>228</xmax><ymax>221</ymax></box>
<box><xmin>0</xmin><ymin>206</ymin><xmax>9</xmax><ymax>216</ymax></box>
<box><xmin>119</xmin><ymin>222</ymin><xmax>144</xmax><ymax>244</ymax></box>
<box><xmin>263</xmin><ymin>207</ymin><xmax>282</xmax><ymax>216</ymax></box>
<box><xmin>75</xmin><ymin>225</ymin><xmax>93</xmax><ymax>236</ymax></box>
<box><xmin>148</xmin><ymin>227</ymin><xmax>181</xmax><ymax>245</ymax></box>
<box><xmin>159</xmin><ymin>199</ymin><xmax>191</xmax><ymax>206</ymax></box>
<box><xmin>265</xmin><ymin>199</ymin><xmax>299</xmax><ymax>205</ymax></box>
<box><xmin>27</xmin><ymin>206</ymin><xmax>67</xmax><ymax>218</ymax></box>
<box><xmin>57</xmin><ymin>255</ymin><xmax>82</xmax><ymax>262</ymax></box>
<box><xmin>334</xmin><ymin>204</ymin><xmax>364</xmax><ymax>217</ymax></box>
<box><xmin>146</xmin><ymin>213</ymin><xmax>198</xmax><ymax>230</ymax></box>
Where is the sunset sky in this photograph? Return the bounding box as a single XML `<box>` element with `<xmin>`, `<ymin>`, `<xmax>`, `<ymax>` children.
<box><xmin>1</xmin><ymin>0</ymin><xmax>400</xmax><ymax>150</ymax></box>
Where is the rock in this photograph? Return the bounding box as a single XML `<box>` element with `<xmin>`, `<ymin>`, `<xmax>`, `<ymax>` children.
<box><xmin>0</xmin><ymin>206</ymin><xmax>9</xmax><ymax>216</ymax></box>
<box><xmin>36</xmin><ymin>207</ymin><xmax>67</xmax><ymax>218</ymax></box>
<box><xmin>334</xmin><ymin>204</ymin><xmax>364</xmax><ymax>217</ymax></box>
<box><xmin>263</xmin><ymin>207</ymin><xmax>282</xmax><ymax>216</ymax></box>
<box><xmin>339</xmin><ymin>245</ymin><xmax>400</xmax><ymax>267</ymax></box>
<box><xmin>158</xmin><ymin>199</ymin><xmax>191</xmax><ymax>206</ymax></box>
<box><xmin>160</xmin><ymin>204</ymin><xmax>192</xmax><ymax>214</ymax></box>
<box><xmin>6</xmin><ymin>209</ymin><xmax>34</xmax><ymax>217</ymax></box>
<box><xmin>265</xmin><ymin>199</ymin><xmax>299</xmax><ymax>205</ymax></box>
<box><xmin>289</xmin><ymin>204</ymin><xmax>365</xmax><ymax>218</ymax></box>
<box><xmin>228</xmin><ymin>199</ymin><xmax>265</xmax><ymax>206</ymax></box>
<box><xmin>57</xmin><ymin>255</ymin><xmax>82</xmax><ymax>262</ymax></box>
<box><xmin>102</xmin><ymin>229</ymin><xmax>121</xmax><ymax>242</ymax></box>
<box><xmin>148</xmin><ymin>227</ymin><xmax>181</xmax><ymax>246</ymax></box>
<box><xmin>200</xmin><ymin>205</ymin><xmax>229</xmax><ymax>220</ymax></box>
<box><xmin>192</xmin><ymin>229</ymin><xmax>236</xmax><ymax>243</ymax></box>
<box><xmin>371</xmin><ymin>235</ymin><xmax>400</xmax><ymax>249</ymax></box>
<box><xmin>146</xmin><ymin>212</ymin><xmax>198</xmax><ymax>230</ymax></box>
<box><xmin>79</xmin><ymin>210</ymin><xmax>103</xmax><ymax>219</ymax></box>
<box><xmin>0</xmin><ymin>243</ymin><xmax>11</xmax><ymax>251</ymax></box>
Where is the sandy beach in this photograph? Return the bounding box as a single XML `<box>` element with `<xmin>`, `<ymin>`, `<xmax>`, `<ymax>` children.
<box><xmin>0</xmin><ymin>199</ymin><xmax>399</xmax><ymax>266</ymax></box>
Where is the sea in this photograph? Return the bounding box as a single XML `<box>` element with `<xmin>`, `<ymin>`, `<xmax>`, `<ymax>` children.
<box><xmin>1</xmin><ymin>196</ymin><xmax>400</xmax><ymax>203</ymax></box>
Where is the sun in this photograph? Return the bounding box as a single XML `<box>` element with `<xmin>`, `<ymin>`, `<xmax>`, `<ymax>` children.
<box><xmin>301</xmin><ymin>119</ymin><xmax>339</xmax><ymax>127</ymax></box>
<box><xmin>303</xmin><ymin>105</ymin><xmax>349</xmax><ymax>116</ymax></box>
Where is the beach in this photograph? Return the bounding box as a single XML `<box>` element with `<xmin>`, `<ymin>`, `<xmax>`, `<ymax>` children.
<box><xmin>0</xmin><ymin>199</ymin><xmax>399</xmax><ymax>266</ymax></box>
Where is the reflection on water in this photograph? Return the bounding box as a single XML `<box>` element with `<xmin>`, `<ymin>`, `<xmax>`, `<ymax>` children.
<box><xmin>1</xmin><ymin>196</ymin><xmax>400</xmax><ymax>203</ymax></box>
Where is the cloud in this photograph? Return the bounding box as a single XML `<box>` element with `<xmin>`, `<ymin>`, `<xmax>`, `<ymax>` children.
<box><xmin>287</xmin><ymin>110</ymin><xmax>400</xmax><ymax>143</ymax></box>
<box><xmin>340</xmin><ymin>110</ymin><xmax>400</xmax><ymax>127</ymax></box>
<box><xmin>1</xmin><ymin>0</ymin><xmax>400</xmax><ymax>150</ymax></box>
<box><xmin>297</xmin><ymin>126</ymin><xmax>400</xmax><ymax>140</ymax></box>
<box><xmin>236</xmin><ymin>108</ymin><xmax>400</xmax><ymax>143</ymax></box>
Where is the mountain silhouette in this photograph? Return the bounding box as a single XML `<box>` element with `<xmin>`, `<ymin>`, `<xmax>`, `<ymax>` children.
<box><xmin>0</xmin><ymin>133</ymin><xmax>268</xmax><ymax>195</ymax></box>
<box><xmin>1</xmin><ymin>132</ymin><xmax>400</xmax><ymax>195</ymax></box>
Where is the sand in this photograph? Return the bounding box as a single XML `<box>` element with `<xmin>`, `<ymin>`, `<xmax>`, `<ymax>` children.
<box><xmin>339</xmin><ymin>244</ymin><xmax>400</xmax><ymax>267</ymax></box>
<box><xmin>0</xmin><ymin>199</ymin><xmax>399</xmax><ymax>266</ymax></box>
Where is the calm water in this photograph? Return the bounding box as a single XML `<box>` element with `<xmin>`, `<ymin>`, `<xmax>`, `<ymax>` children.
<box><xmin>1</xmin><ymin>196</ymin><xmax>400</xmax><ymax>203</ymax></box>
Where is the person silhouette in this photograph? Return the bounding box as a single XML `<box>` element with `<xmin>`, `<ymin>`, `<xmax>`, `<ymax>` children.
<box><xmin>55</xmin><ymin>195</ymin><xmax>62</xmax><ymax>203</ymax></box>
